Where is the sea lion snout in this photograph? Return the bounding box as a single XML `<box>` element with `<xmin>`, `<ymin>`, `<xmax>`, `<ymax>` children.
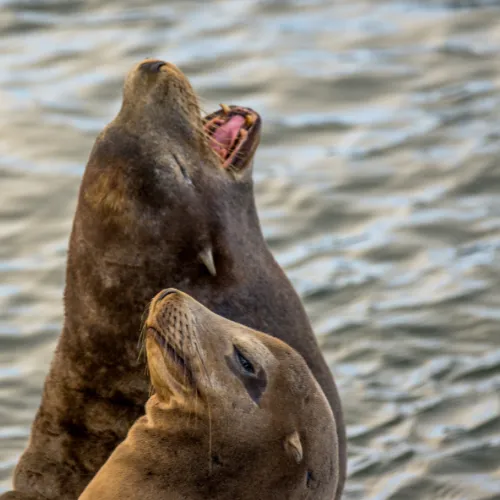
<box><xmin>146</xmin><ymin>288</ymin><xmax>192</xmax><ymax>333</ymax></box>
<box><xmin>144</xmin><ymin>290</ymin><xmax>198</xmax><ymax>398</ymax></box>
<box><xmin>139</xmin><ymin>59</ymin><xmax>166</xmax><ymax>73</ymax></box>
<box><xmin>148</xmin><ymin>288</ymin><xmax>184</xmax><ymax>318</ymax></box>
<box><xmin>135</xmin><ymin>58</ymin><xmax>186</xmax><ymax>83</ymax></box>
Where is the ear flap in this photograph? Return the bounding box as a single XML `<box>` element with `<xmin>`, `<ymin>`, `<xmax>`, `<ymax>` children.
<box><xmin>284</xmin><ymin>431</ymin><xmax>303</xmax><ymax>464</ymax></box>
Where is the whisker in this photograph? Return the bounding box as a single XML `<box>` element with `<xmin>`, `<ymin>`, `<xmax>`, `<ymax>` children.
<box><xmin>194</xmin><ymin>383</ymin><xmax>199</xmax><ymax>429</ymax></box>
<box><xmin>207</xmin><ymin>391</ymin><xmax>213</xmax><ymax>475</ymax></box>
<box><xmin>137</xmin><ymin>299</ymin><xmax>154</xmax><ymax>363</ymax></box>
<box><xmin>193</xmin><ymin>340</ymin><xmax>213</xmax><ymax>474</ymax></box>
<box><xmin>137</xmin><ymin>327</ymin><xmax>147</xmax><ymax>363</ymax></box>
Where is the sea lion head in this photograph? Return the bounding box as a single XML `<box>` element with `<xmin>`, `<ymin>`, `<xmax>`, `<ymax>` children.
<box><xmin>118</xmin><ymin>60</ymin><xmax>261</xmax><ymax>176</ymax></box>
<box><xmin>80</xmin><ymin>59</ymin><xmax>262</xmax><ymax>278</ymax></box>
<box><xmin>143</xmin><ymin>288</ymin><xmax>338</xmax><ymax>500</ymax></box>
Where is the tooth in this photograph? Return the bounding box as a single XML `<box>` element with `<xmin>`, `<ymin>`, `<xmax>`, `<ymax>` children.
<box><xmin>199</xmin><ymin>248</ymin><xmax>216</xmax><ymax>277</ymax></box>
<box><xmin>220</xmin><ymin>103</ymin><xmax>230</xmax><ymax>115</ymax></box>
<box><xmin>245</xmin><ymin>114</ymin><xmax>255</xmax><ymax>127</ymax></box>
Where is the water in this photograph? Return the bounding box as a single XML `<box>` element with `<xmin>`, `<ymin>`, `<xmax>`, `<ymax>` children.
<box><xmin>2</xmin><ymin>0</ymin><xmax>500</xmax><ymax>498</ymax></box>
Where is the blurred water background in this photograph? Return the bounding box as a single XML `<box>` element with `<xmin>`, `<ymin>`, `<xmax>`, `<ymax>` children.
<box><xmin>2</xmin><ymin>0</ymin><xmax>500</xmax><ymax>498</ymax></box>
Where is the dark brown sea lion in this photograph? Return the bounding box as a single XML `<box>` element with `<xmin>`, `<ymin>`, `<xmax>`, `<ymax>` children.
<box><xmin>79</xmin><ymin>289</ymin><xmax>339</xmax><ymax>500</ymax></box>
<box><xmin>3</xmin><ymin>58</ymin><xmax>345</xmax><ymax>500</ymax></box>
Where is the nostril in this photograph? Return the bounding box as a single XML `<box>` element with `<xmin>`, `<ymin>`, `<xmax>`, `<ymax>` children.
<box><xmin>140</xmin><ymin>60</ymin><xmax>166</xmax><ymax>73</ymax></box>
<box><xmin>158</xmin><ymin>288</ymin><xmax>178</xmax><ymax>301</ymax></box>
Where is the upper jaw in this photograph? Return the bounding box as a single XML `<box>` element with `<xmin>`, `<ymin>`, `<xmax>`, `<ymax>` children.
<box><xmin>203</xmin><ymin>105</ymin><xmax>262</xmax><ymax>173</ymax></box>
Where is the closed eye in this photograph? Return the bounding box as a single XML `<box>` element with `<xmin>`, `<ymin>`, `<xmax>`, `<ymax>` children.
<box><xmin>234</xmin><ymin>346</ymin><xmax>255</xmax><ymax>375</ymax></box>
<box><xmin>225</xmin><ymin>346</ymin><xmax>267</xmax><ymax>405</ymax></box>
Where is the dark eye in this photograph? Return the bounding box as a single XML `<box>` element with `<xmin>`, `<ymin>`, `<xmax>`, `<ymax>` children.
<box><xmin>235</xmin><ymin>347</ymin><xmax>255</xmax><ymax>375</ymax></box>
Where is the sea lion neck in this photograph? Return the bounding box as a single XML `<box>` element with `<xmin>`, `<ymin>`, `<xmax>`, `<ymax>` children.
<box><xmin>145</xmin><ymin>395</ymin><xmax>207</xmax><ymax>430</ymax></box>
<box><xmin>206</xmin><ymin>182</ymin><xmax>267</xmax><ymax>279</ymax></box>
<box><xmin>114</xmin><ymin>100</ymin><xmax>204</xmax><ymax>150</ymax></box>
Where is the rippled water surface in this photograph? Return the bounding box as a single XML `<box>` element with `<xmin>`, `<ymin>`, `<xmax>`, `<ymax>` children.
<box><xmin>2</xmin><ymin>0</ymin><xmax>500</xmax><ymax>498</ymax></box>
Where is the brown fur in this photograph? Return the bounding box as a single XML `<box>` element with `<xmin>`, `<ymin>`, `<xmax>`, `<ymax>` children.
<box><xmin>79</xmin><ymin>289</ymin><xmax>338</xmax><ymax>500</ymax></box>
<box><xmin>4</xmin><ymin>59</ymin><xmax>345</xmax><ymax>500</ymax></box>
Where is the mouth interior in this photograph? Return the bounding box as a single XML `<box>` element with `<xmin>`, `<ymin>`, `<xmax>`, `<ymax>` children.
<box><xmin>204</xmin><ymin>107</ymin><xmax>259</xmax><ymax>170</ymax></box>
<box><xmin>149</xmin><ymin>328</ymin><xmax>194</xmax><ymax>387</ymax></box>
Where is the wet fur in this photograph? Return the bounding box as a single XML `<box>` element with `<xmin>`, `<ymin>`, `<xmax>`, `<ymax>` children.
<box><xmin>3</xmin><ymin>60</ymin><xmax>345</xmax><ymax>500</ymax></box>
<box><xmin>79</xmin><ymin>291</ymin><xmax>338</xmax><ymax>500</ymax></box>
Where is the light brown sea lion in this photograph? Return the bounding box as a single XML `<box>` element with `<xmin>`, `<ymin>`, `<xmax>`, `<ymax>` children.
<box><xmin>79</xmin><ymin>288</ymin><xmax>339</xmax><ymax>500</ymax></box>
<box><xmin>3</xmin><ymin>58</ymin><xmax>345</xmax><ymax>500</ymax></box>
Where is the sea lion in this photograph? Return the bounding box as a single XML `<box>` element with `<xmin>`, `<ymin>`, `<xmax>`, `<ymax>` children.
<box><xmin>4</xmin><ymin>59</ymin><xmax>345</xmax><ymax>499</ymax></box>
<box><xmin>79</xmin><ymin>288</ymin><xmax>339</xmax><ymax>500</ymax></box>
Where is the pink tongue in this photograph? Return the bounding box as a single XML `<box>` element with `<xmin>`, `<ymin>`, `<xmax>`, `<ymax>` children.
<box><xmin>211</xmin><ymin>115</ymin><xmax>245</xmax><ymax>156</ymax></box>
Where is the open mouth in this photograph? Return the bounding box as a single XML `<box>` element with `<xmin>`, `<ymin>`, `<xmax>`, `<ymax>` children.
<box><xmin>204</xmin><ymin>105</ymin><xmax>261</xmax><ymax>171</ymax></box>
<box><xmin>148</xmin><ymin>327</ymin><xmax>195</xmax><ymax>387</ymax></box>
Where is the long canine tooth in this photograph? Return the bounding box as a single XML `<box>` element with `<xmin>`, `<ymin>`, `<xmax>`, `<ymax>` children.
<box><xmin>220</xmin><ymin>103</ymin><xmax>230</xmax><ymax>115</ymax></box>
<box><xmin>245</xmin><ymin>114</ymin><xmax>255</xmax><ymax>127</ymax></box>
<box><xmin>199</xmin><ymin>248</ymin><xmax>217</xmax><ymax>277</ymax></box>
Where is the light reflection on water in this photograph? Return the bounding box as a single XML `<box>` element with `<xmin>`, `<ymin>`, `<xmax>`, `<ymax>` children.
<box><xmin>1</xmin><ymin>1</ymin><xmax>500</xmax><ymax>498</ymax></box>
